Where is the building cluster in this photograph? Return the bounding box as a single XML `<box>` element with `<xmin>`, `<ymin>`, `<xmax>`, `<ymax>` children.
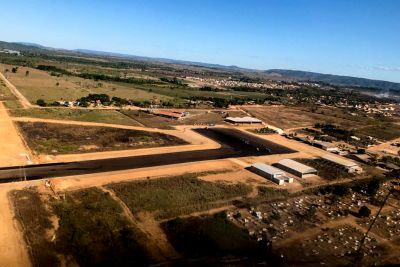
<box><xmin>185</xmin><ymin>76</ymin><xmax>300</xmax><ymax>90</ymax></box>
<box><xmin>249</xmin><ymin>156</ymin><xmax>362</xmax><ymax>185</ymax></box>
<box><xmin>0</xmin><ymin>49</ymin><xmax>21</xmax><ymax>55</ymax></box>
<box><xmin>352</xmin><ymin>104</ymin><xmax>398</xmax><ymax>117</ymax></box>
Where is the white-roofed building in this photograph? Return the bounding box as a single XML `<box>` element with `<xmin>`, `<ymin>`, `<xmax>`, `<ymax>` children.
<box><xmin>275</xmin><ymin>159</ymin><xmax>317</xmax><ymax>178</ymax></box>
<box><xmin>321</xmin><ymin>154</ymin><xmax>363</xmax><ymax>173</ymax></box>
<box><xmin>249</xmin><ymin>162</ymin><xmax>293</xmax><ymax>185</ymax></box>
<box><xmin>225</xmin><ymin>116</ymin><xmax>262</xmax><ymax>124</ymax></box>
<box><xmin>313</xmin><ymin>140</ymin><xmax>339</xmax><ymax>152</ymax></box>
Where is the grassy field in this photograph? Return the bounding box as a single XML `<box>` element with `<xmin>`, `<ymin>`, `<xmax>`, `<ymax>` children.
<box><xmin>355</xmin><ymin>123</ymin><xmax>400</xmax><ymax>141</ymax></box>
<box><xmin>16</xmin><ymin>121</ymin><xmax>187</xmax><ymax>154</ymax></box>
<box><xmin>9</xmin><ymin>108</ymin><xmax>142</xmax><ymax>126</ymax></box>
<box><xmin>3</xmin><ymin>99</ymin><xmax>22</xmax><ymax>109</ymax></box>
<box><xmin>52</xmin><ymin>188</ymin><xmax>150</xmax><ymax>266</ymax></box>
<box><xmin>10</xmin><ymin>187</ymin><xmax>151</xmax><ymax>266</ymax></box>
<box><xmin>297</xmin><ymin>158</ymin><xmax>353</xmax><ymax>181</ymax></box>
<box><xmin>107</xmin><ymin>173</ymin><xmax>252</xmax><ymax>219</ymax></box>
<box><xmin>244</xmin><ymin>106</ymin><xmax>372</xmax><ymax>129</ymax></box>
<box><xmin>162</xmin><ymin>213</ymin><xmax>266</xmax><ymax>264</ymax></box>
<box><xmin>10</xmin><ymin>188</ymin><xmax>59</xmax><ymax>266</ymax></box>
<box><xmin>120</xmin><ymin>110</ymin><xmax>246</xmax><ymax>128</ymax></box>
<box><xmin>0</xmin><ymin>79</ymin><xmax>15</xmax><ymax>101</ymax></box>
<box><xmin>1</xmin><ymin>64</ymin><xmax>169</xmax><ymax>103</ymax></box>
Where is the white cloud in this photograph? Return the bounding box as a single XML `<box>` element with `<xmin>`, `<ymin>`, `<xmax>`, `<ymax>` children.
<box><xmin>373</xmin><ymin>66</ymin><xmax>400</xmax><ymax>72</ymax></box>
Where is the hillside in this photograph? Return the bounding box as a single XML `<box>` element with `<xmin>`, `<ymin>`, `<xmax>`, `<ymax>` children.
<box><xmin>1</xmin><ymin>40</ymin><xmax>400</xmax><ymax>93</ymax></box>
<box><xmin>263</xmin><ymin>69</ymin><xmax>400</xmax><ymax>92</ymax></box>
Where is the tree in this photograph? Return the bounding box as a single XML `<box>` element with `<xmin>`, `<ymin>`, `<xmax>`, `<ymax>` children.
<box><xmin>36</xmin><ymin>99</ymin><xmax>46</xmax><ymax>107</ymax></box>
<box><xmin>359</xmin><ymin>206</ymin><xmax>371</xmax><ymax>218</ymax></box>
<box><xmin>367</xmin><ymin>178</ymin><xmax>381</xmax><ymax>196</ymax></box>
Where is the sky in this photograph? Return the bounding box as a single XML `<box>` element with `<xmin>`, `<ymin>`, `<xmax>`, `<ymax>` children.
<box><xmin>0</xmin><ymin>0</ymin><xmax>399</xmax><ymax>82</ymax></box>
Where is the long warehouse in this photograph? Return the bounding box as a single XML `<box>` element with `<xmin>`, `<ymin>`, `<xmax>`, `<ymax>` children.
<box><xmin>249</xmin><ymin>162</ymin><xmax>293</xmax><ymax>185</ymax></box>
<box><xmin>275</xmin><ymin>159</ymin><xmax>317</xmax><ymax>178</ymax></box>
<box><xmin>321</xmin><ymin>154</ymin><xmax>363</xmax><ymax>173</ymax></box>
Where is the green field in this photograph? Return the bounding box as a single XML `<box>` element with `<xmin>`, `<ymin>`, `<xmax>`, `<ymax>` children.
<box><xmin>107</xmin><ymin>173</ymin><xmax>252</xmax><ymax>219</ymax></box>
<box><xmin>10</xmin><ymin>108</ymin><xmax>142</xmax><ymax>126</ymax></box>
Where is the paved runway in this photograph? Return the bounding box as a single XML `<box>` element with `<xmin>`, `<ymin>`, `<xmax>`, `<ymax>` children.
<box><xmin>0</xmin><ymin>128</ymin><xmax>296</xmax><ymax>182</ymax></box>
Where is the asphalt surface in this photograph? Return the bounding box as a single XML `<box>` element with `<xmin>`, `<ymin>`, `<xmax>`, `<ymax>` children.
<box><xmin>0</xmin><ymin>128</ymin><xmax>296</xmax><ymax>182</ymax></box>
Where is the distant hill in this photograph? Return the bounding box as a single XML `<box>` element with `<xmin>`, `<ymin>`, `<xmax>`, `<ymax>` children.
<box><xmin>1</xmin><ymin>40</ymin><xmax>399</xmax><ymax>92</ymax></box>
<box><xmin>263</xmin><ymin>69</ymin><xmax>400</xmax><ymax>92</ymax></box>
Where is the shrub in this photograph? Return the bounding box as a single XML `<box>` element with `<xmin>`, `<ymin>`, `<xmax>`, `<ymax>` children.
<box><xmin>359</xmin><ymin>206</ymin><xmax>371</xmax><ymax>218</ymax></box>
<box><xmin>36</xmin><ymin>99</ymin><xmax>47</xmax><ymax>107</ymax></box>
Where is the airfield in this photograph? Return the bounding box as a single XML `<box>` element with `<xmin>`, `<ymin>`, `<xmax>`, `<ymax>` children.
<box><xmin>0</xmin><ymin>56</ymin><xmax>399</xmax><ymax>266</ymax></box>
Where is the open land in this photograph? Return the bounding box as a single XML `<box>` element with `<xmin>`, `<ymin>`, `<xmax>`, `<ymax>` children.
<box><xmin>0</xmin><ymin>45</ymin><xmax>399</xmax><ymax>266</ymax></box>
<box><xmin>16</xmin><ymin>121</ymin><xmax>187</xmax><ymax>154</ymax></box>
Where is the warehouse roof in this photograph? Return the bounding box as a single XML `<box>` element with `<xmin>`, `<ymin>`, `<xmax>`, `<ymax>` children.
<box><xmin>278</xmin><ymin>159</ymin><xmax>317</xmax><ymax>174</ymax></box>
<box><xmin>321</xmin><ymin>154</ymin><xmax>358</xmax><ymax>167</ymax></box>
<box><xmin>251</xmin><ymin>162</ymin><xmax>284</xmax><ymax>175</ymax></box>
<box><xmin>225</xmin><ymin>116</ymin><xmax>262</xmax><ymax>123</ymax></box>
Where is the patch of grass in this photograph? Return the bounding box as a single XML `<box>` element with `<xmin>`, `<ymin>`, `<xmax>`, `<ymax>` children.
<box><xmin>16</xmin><ymin>121</ymin><xmax>187</xmax><ymax>154</ymax></box>
<box><xmin>9</xmin><ymin>108</ymin><xmax>142</xmax><ymax>126</ymax></box>
<box><xmin>257</xmin><ymin>186</ymin><xmax>289</xmax><ymax>199</ymax></box>
<box><xmin>249</xmin><ymin>127</ymin><xmax>278</xmax><ymax>135</ymax></box>
<box><xmin>296</xmin><ymin>158</ymin><xmax>353</xmax><ymax>181</ymax></box>
<box><xmin>53</xmin><ymin>187</ymin><xmax>150</xmax><ymax>266</ymax></box>
<box><xmin>107</xmin><ymin>173</ymin><xmax>252</xmax><ymax>219</ymax></box>
<box><xmin>244</xmin><ymin>106</ymin><xmax>371</xmax><ymax>130</ymax></box>
<box><xmin>120</xmin><ymin>110</ymin><xmax>236</xmax><ymax>128</ymax></box>
<box><xmin>0</xmin><ymin>80</ymin><xmax>15</xmax><ymax>100</ymax></box>
<box><xmin>162</xmin><ymin>212</ymin><xmax>267</xmax><ymax>263</ymax></box>
<box><xmin>355</xmin><ymin>123</ymin><xmax>400</xmax><ymax>141</ymax></box>
<box><xmin>10</xmin><ymin>188</ymin><xmax>60</xmax><ymax>267</ymax></box>
<box><xmin>3</xmin><ymin>99</ymin><xmax>22</xmax><ymax>110</ymax></box>
<box><xmin>2</xmin><ymin>64</ymin><xmax>168</xmax><ymax>102</ymax></box>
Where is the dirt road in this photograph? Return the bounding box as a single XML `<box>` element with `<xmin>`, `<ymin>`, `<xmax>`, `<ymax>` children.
<box><xmin>0</xmin><ymin>186</ymin><xmax>31</xmax><ymax>267</ymax></box>
<box><xmin>0</xmin><ymin>72</ymin><xmax>31</xmax><ymax>108</ymax></box>
<box><xmin>0</xmin><ymin>102</ymin><xmax>31</xmax><ymax>167</ymax></box>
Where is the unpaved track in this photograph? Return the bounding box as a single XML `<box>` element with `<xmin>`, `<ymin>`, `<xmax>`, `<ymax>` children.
<box><xmin>0</xmin><ymin>103</ymin><xmax>31</xmax><ymax>167</ymax></box>
<box><xmin>0</xmin><ymin>186</ymin><xmax>31</xmax><ymax>267</ymax></box>
<box><xmin>100</xmin><ymin>186</ymin><xmax>179</xmax><ymax>262</ymax></box>
<box><xmin>0</xmin><ymin>72</ymin><xmax>31</xmax><ymax>108</ymax></box>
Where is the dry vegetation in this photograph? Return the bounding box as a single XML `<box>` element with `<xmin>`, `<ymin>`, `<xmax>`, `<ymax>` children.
<box><xmin>1</xmin><ymin>64</ymin><xmax>168</xmax><ymax>103</ymax></box>
<box><xmin>16</xmin><ymin>121</ymin><xmax>187</xmax><ymax>154</ymax></box>
<box><xmin>244</xmin><ymin>106</ymin><xmax>372</xmax><ymax>129</ymax></box>
<box><xmin>107</xmin><ymin>173</ymin><xmax>252</xmax><ymax>219</ymax></box>
<box><xmin>10</xmin><ymin>108</ymin><xmax>142</xmax><ymax>126</ymax></box>
<box><xmin>120</xmin><ymin>110</ymin><xmax>247</xmax><ymax>128</ymax></box>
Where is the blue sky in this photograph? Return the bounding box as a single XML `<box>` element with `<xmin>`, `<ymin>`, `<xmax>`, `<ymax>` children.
<box><xmin>0</xmin><ymin>0</ymin><xmax>399</xmax><ymax>82</ymax></box>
